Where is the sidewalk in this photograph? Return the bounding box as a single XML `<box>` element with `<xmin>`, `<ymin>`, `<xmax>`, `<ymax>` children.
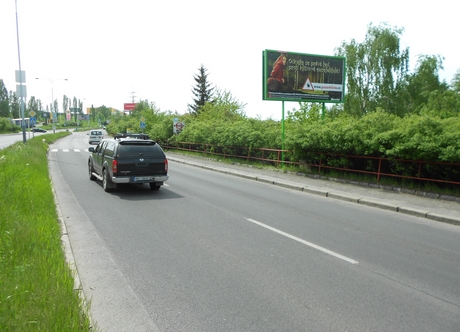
<box><xmin>166</xmin><ymin>152</ymin><xmax>460</xmax><ymax>226</ymax></box>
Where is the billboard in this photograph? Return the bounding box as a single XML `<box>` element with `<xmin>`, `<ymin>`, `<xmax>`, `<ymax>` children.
<box><xmin>263</xmin><ymin>49</ymin><xmax>346</xmax><ymax>103</ymax></box>
<box><xmin>124</xmin><ymin>103</ymin><xmax>137</xmax><ymax>111</ymax></box>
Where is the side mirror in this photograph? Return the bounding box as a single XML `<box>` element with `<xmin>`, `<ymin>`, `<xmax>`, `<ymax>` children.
<box><xmin>88</xmin><ymin>147</ymin><xmax>95</xmax><ymax>152</ymax></box>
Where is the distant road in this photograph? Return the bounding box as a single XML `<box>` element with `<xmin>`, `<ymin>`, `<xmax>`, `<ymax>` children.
<box><xmin>0</xmin><ymin>131</ymin><xmax>30</xmax><ymax>149</ymax></box>
<box><xmin>0</xmin><ymin>128</ymin><xmax>68</xmax><ymax>150</ymax></box>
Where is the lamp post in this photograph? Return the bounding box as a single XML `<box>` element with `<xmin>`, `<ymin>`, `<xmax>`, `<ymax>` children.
<box><xmin>35</xmin><ymin>77</ymin><xmax>68</xmax><ymax>133</ymax></box>
<box><xmin>15</xmin><ymin>0</ymin><xmax>26</xmax><ymax>143</ymax></box>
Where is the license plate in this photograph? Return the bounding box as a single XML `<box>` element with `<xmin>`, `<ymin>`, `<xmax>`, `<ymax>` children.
<box><xmin>134</xmin><ymin>176</ymin><xmax>151</xmax><ymax>181</ymax></box>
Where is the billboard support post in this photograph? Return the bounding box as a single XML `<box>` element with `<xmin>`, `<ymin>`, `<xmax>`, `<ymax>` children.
<box><xmin>282</xmin><ymin>101</ymin><xmax>285</xmax><ymax>165</ymax></box>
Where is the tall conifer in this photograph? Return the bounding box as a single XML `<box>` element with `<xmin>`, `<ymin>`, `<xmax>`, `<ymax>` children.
<box><xmin>188</xmin><ymin>64</ymin><xmax>214</xmax><ymax>115</ymax></box>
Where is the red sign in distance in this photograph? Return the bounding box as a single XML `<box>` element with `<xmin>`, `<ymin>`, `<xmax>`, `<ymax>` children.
<box><xmin>124</xmin><ymin>103</ymin><xmax>136</xmax><ymax>111</ymax></box>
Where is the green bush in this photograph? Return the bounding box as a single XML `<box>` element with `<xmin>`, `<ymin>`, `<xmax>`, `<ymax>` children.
<box><xmin>0</xmin><ymin>118</ymin><xmax>20</xmax><ymax>133</ymax></box>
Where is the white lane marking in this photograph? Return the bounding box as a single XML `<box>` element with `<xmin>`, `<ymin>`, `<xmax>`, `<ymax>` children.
<box><xmin>245</xmin><ymin>218</ymin><xmax>359</xmax><ymax>265</ymax></box>
<box><xmin>51</xmin><ymin>149</ymin><xmax>88</xmax><ymax>152</ymax></box>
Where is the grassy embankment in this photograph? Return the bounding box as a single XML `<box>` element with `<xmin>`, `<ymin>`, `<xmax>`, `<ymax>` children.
<box><xmin>0</xmin><ymin>133</ymin><xmax>94</xmax><ymax>331</ymax></box>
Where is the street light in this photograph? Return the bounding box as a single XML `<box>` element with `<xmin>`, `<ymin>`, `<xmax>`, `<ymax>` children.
<box><xmin>35</xmin><ymin>77</ymin><xmax>68</xmax><ymax>132</ymax></box>
<box><xmin>15</xmin><ymin>0</ymin><xmax>26</xmax><ymax>143</ymax></box>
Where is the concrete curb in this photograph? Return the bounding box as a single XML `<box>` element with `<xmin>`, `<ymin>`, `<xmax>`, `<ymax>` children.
<box><xmin>168</xmin><ymin>156</ymin><xmax>460</xmax><ymax>226</ymax></box>
<box><xmin>327</xmin><ymin>192</ymin><xmax>362</xmax><ymax>203</ymax></box>
<box><xmin>426</xmin><ymin>212</ymin><xmax>460</xmax><ymax>226</ymax></box>
<box><xmin>357</xmin><ymin>198</ymin><xmax>399</xmax><ymax>212</ymax></box>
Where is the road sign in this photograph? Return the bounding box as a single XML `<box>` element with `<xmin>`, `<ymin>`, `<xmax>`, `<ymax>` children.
<box><xmin>30</xmin><ymin>117</ymin><xmax>36</xmax><ymax>125</ymax></box>
<box><xmin>16</xmin><ymin>84</ymin><xmax>27</xmax><ymax>98</ymax></box>
<box><xmin>173</xmin><ymin>120</ymin><xmax>185</xmax><ymax>134</ymax></box>
<box><xmin>29</xmin><ymin>110</ymin><xmax>36</xmax><ymax>117</ymax></box>
<box><xmin>140</xmin><ymin>122</ymin><xmax>146</xmax><ymax>129</ymax></box>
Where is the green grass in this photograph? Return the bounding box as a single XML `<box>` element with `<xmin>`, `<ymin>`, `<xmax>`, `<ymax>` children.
<box><xmin>0</xmin><ymin>133</ymin><xmax>94</xmax><ymax>331</ymax></box>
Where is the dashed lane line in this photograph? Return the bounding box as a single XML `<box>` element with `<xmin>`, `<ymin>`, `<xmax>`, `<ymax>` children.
<box><xmin>245</xmin><ymin>218</ymin><xmax>359</xmax><ymax>265</ymax></box>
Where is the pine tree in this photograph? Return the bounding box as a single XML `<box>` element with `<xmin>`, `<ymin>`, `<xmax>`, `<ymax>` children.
<box><xmin>0</xmin><ymin>80</ymin><xmax>10</xmax><ymax>118</ymax></box>
<box><xmin>188</xmin><ymin>64</ymin><xmax>214</xmax><ymax>115</ymax></box>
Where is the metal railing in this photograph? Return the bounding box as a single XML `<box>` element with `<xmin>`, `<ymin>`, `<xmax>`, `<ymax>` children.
<box><xmin>162</xmin><ymin>141</ymin><xmax>460</xmax><ymax>187</ymax></box>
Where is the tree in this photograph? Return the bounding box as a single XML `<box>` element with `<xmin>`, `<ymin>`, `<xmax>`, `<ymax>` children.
<box><xmin>197</xmin><ymin>88</ymin><xmax>246</xmax><ymax>121</ymax></box>
<box><xmin>96</xmin><ymin>105</ymin><xmax>112</xmax><ymax>119</ymax></box>
<box><xmin>27</xmin><ymin>96</ymin><xmax>39</xmax><ymax>118</ymax></box>
<box><xmin>336</xmin><ymin>23</ymin><xmax>410</xmax><ymax>117</ymax></box>
<box><xmin>71</xmin><ymin>97</ymin><xmax>83</xmax><ymax>122</ymax></box>
<box><xmin>63</xmin><ymin>95</ymin><xmax>70</xmax><ymax>114</ymax></box>
<box><xmin>90</xmin><ymin>105</ymin><xmax>96</xmax><ymax>122</ymax></box>
<box><xmin>404</xmin><ymin>55</ymin><xmax>448</xmax><ymax>113</ymax></box>
<box><xmin>0</xmin><ymin>79</ymin><xmax>10</xmax><ymax>117</ymax></box>
<box><xmin>188</xmin><ymin>64</ymin><xmax>214</xmax><ymax>115</ymax></box>
<box><xmin>52</xmin><ymin>99</ymin><xmax>59</xmax><ymax>121</ymax></box>
<box><xmin>452</xmin><ymin>69</ymin><xmax>460</xmax><ymax>93</ymax></box>
<box><xmin>9</xmin><ymin>91</ymin><xmax>20</xmax><ymax>118</ymax></box>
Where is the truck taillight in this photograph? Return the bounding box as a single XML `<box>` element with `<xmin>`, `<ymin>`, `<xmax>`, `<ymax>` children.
<box><xmin>165</xmin><ymin>159</ymin><xmax>168</xmax><ymax>172</ymax></box>
<box><xmin>112</xmin><ymin>160</ymin><xmax>118</xmax><ymax>174</ymax></box>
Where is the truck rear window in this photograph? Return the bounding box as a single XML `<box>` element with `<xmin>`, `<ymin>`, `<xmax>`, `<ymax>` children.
<box><xmin>117</xmin><ymin>144</ymin><xmax>160</xmax><ymax>157</ymax></box>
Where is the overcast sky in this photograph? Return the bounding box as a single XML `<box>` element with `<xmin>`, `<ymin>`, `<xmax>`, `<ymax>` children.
<box><xmin>1</xmin><ymin>0</ymin><xmax>458</xmax><ymax>120</ymax></box>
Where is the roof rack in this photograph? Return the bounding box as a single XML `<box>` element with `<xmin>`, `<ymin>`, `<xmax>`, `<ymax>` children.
<box><xmin>114</xmin><ymin>133</ymin><xmax>151</xmax><ymax>140</ymax></box>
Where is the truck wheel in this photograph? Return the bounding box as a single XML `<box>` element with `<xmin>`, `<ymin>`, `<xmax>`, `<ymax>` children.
<box><xmin>89</xmin><ymin>161</ymin><xmax>96</xmax><ymax>181</ymax></box>
<box><xmin>103</xmin><ymin>169</ymin><xmax>114</xmax><ymax>192</ymax></box>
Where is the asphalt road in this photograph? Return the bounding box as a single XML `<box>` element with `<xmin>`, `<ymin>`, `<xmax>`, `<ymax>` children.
<box><xmin>48</xmin><ymin>132</ymin><xmax>460</xmax><ymax>332</ymax></box>
<box><xmin>0</xmin><ymin>129</ymin><xmax>46</xmax><ymax>149</ymax></box>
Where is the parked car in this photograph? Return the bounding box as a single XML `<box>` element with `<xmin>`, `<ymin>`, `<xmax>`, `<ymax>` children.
<box><xmin>88</xmin><ymin>133</ymin><xmax>169</xmax><ymax>192</ymax></box>
<box><xmin>32</xmin><ymin>128</ymin><xmax>47</xmax><ymax>133</ymax></box>
<box><xmin>88</xmin><ymin>130</ymin><xmax>103</xmax><ymax>144</ymax></box>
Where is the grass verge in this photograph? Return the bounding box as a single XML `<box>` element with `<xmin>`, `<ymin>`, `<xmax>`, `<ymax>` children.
<box><xmin>0</xmin><ymin>133</ymin><xmax>94</xmax><ymax>331</ymax></box>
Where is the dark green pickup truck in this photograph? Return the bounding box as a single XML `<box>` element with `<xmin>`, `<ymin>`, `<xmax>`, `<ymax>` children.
<box><xmin>88</xmin><ymin>134</ymin><xmax>169</xmax><ymax>192</ymax></box>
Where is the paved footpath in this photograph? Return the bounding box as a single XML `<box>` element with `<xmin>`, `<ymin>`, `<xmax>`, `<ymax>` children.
<box><xmin>166</xmin><ymin>152</ymin><xmax>460</xmax><ymax>226</ymax></box>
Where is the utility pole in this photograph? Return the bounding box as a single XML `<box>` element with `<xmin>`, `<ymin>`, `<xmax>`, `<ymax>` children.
<box><xmin>15</xmin><ymin>0</ymin><xmax>26</xmax><ymax>143</ymax></box>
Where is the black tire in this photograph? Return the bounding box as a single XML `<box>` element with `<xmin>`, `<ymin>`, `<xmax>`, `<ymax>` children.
<box><xmin>103</xmin><ymin>168</ymin><xmax>114</xmax><ymax>192</ymax></box>
<box><xmin>149</xmin><ymin>183</ymin><xmax>161</xmax><ymax>191</ymax></box>
<box><xmin>89</xmin><ymin>161</ymin><xmax>96</xmax><ymax>181</ymax></box>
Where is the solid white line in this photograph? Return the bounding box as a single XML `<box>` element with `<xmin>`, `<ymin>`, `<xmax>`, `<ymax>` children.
<box><xmin>245</xmin><ymin>218</ymin><xmax>359</xmax><ymax>265</ymax></box>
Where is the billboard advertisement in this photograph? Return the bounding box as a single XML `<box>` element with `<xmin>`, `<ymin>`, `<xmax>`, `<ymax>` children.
<box><xmin>263</xmin><ymin>49</ymin><xmax>346</xmax><ymax>103</ymax></box>
<box><xmin>124</xmin><ymin>103</ymin><xmax>137</xmax><ymax>111</ymax></box>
